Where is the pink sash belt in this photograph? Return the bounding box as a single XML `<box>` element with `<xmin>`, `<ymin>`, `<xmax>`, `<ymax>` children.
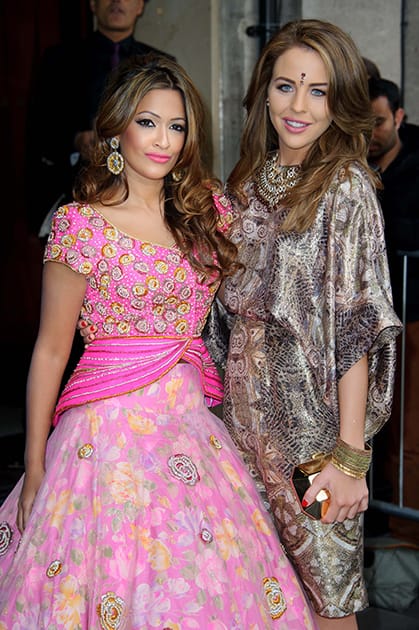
<box><xmin>53</xmin><ymin>335</ymin><xmax>223</xmax><ymax>426</ymax></box>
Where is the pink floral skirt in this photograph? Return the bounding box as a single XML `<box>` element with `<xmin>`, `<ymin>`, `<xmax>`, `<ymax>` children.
<box><xmin>0</xmin><ymin>363</ymin><xmax>316</xmax><ymax>629</ymax></box>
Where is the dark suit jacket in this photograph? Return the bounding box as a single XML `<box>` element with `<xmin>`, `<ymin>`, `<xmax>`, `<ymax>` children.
<box><xmin>374</xmin><ymin>145</ymin><xmax>419</xmax><ymax>321</ymax></box>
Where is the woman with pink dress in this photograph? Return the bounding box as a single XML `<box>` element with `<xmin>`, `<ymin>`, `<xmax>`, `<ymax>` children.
<box><xmin>0</xmin><ymin>54</ymin><xmax>317</xmax><ymax>629</ymax></box>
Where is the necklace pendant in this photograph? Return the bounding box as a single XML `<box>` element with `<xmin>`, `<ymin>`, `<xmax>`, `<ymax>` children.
<box><xmin>256</xmin><ymin>152</ymin><xmax>301</xmax><ymax>207</ymax></box>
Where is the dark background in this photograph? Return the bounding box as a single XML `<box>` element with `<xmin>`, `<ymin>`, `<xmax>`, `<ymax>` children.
<box><xmin>0</xmin><ymin>1</ymin><xmax>92</xmax><ymax>410</ymax></box>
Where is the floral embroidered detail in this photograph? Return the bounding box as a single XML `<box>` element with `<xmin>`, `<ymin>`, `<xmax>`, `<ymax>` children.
<box><xmin>103</xmin><ymin>226</ymin><xmax>118</xmax><ymax>241</ymax></box>
<box><xmin>79</xmin><ymin>261</ymin><xmax>94</xmax><ymax>275</ymax></box>
<box><xmin>209</xmin><ymin>434</ymin><xmax>222</xmax><ymax>449</ymax></box>
<box><xmin>146</xmin><ymin>276</ymin><xmax>160</xmax><ymax>291</ymax></box>
<box><xmin>62</xmin><ymin>234</ymin><xmax>76</xmax><ymax>248</ymax></box>
<box><xmin>46</xmin><ymin>559</ymin><xmax>63</xmax><ymax>577</ymax></box>
<box><xmin>175</xmin><ymin>319</ymin><xmax>188</xmax><ymax>334</ymax></box>
<box><xmin>49</xmin><ymin>243</ymin><xmax>62</xmax><ymax>259</ymax></box>
<box><xmin>97</xmin><ymin>591</ymin><xmax>126</xmax><ymax>629</ymax></box>
<box><xmin>120</xmin><ymin>253</ymin><xmax>135</xmax><ymax>266</ymax></box>
<box><xmin>174</xmin><ymin>267</ymin><xmax>187</xmax><ymax>282</ymax></box>
<box><xmin>78</xmin><ymin>443</ymin><xmax>94</xmax><ymax>459</ymax></box>
<box><xmin>167</xmin><ymin>454</ymin><xmax>200</xmax><ymax>486</ymax></box>
<box><xmin>102</xmin><ymin>243</ymin><xmax>117</xmax><ymax>259</ymax></box>
<box><xmin>141</xmin><ymin>243</ymin><xmax>157</xmax><ymax>256</ymax></box>
<box><xmin>0</xmin><ymin>522</ymin><xmax>13</xmax><ymax>556</ymax></box>
<box><xmin>155</xmin><ymin>260</ymin><xmax>169</xmax><ymax>274</ymax></box>
<box><xmin>263</xmin><ymin>576</ymin><xmax>287</xmax><ymax>619</ymax></box>
<box><xmin>132</xmin><ymin>283</ymin><xmax>148</xmax><ymax>297</ymax></box>
<box><xmin>200</xmin><ymin>528</ymin><xmax>213</xmax><ymax>543</ymax></box>
<box><xmin>44</xmin><ymin>204</ymin><xmax>223</xmax><ymax>341</ymax></box>
<box><xmin>177</xmin><ymin>302</ymin><xmax>190</xmax><ymax>315</ymax></box>
<box><xmin>78</xmin><ymin>227</ymin><xmax>93</xmax><ymax>242</ymax></box>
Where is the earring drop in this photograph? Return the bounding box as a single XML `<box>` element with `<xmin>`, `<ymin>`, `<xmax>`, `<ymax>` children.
<box><xmin>266</xmin><ymin>99</ymin><xmax>270</xmax><ymax>107</ymax></box>
<box><xmin>106</xmin><ymin>137</ymin><xmax>124</xmax><ymax>175</ymax></box>
<box><xmin>171</xmin><ymin>168</ymin><xmax>185</xmax><ymax>182</ymax></box>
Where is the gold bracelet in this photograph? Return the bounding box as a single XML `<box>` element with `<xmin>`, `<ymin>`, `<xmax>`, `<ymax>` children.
<box><xmin>331</xmin><ymin>437</ymin><xmax>372</xmax><ymax>479</ymax></box>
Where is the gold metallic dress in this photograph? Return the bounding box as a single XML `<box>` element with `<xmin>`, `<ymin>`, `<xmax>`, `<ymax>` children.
<box><xmin>216</xmin><ymin>162</ymin><xmax>402</xmax><ymax>618</ymax></box>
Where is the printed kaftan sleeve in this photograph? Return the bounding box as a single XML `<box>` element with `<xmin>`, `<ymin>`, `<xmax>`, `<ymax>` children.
<box><xmin>43</xmin><ymin>204</ymin><xmax>92</xmax><ymax>277</ymax></box>
<box><xmin>331</xmin><ymin>166</ymin><xmax>403</xmax><ymax>438</ymax></box>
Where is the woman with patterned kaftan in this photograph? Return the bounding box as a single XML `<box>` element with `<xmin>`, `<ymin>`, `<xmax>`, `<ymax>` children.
<box><xmin>0</xmin><ymin>55</ymin><xmax>317</xmax><ymax>630</ymax></box>
<box><xmin>219</xmin><ymin>19</ymin><xmax>403</xmax><ymax>630</ymax></box>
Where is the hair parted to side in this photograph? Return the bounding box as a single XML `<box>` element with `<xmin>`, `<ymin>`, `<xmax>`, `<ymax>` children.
<box><xmin>73</xmin><ymin>53</ymin><xmax>240</xmax><ymax>282</ymax></box>
<box><xmin>227</xmin><ymin>19</ymin><xmax>379</xmax><ymax>232</ymax></box>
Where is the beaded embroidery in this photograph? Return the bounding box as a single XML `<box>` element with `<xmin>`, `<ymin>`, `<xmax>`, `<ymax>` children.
<box><xmin>97</xmin><ymin>591</ymin><xmax>126</xmax><ymax>630</ymax></box>
<box><xmin>0</xmin><ymin>522</ymin><xmax>12</xmax><ymax>556</ymax></box>
<box><xmin>78</xmin><ymin>443</ymin><xmax>94</xmax><ymax>459</ymax></box>
<box><xmin>45</xmin><ymin>203</ymin><xmax>214</xmax><ymax>339</ymax></box>
<box><xmin>209</xmin><ymin>434</ymin><xmax>222</xmax><ymax>449</ymax></box>
<box><xmin>255</xmin><ymin>152</ymin><xmax>301</xmax><ymax>207</ymax></box>
<box><xmin>167</xmin><ymin>454</ymin><xmax>200</xmax><ymax>486</ymax></box>
<box><xmin>200</xmin><ymin>528</ymin><xmax>213</xmax><ymax>543</ymax></box>
<box><xmin>263</xmin><ymin>576</ymin><xmax>287</xmax><ymax>619</ymax></box>
<box><xmin>46</xmin><ymin>559</ymin><xmax>63</xmax><ymax>578</ymax></box>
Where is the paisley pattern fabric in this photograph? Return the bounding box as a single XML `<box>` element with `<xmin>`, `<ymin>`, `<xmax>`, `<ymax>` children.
<box><xmin>0</xmin><ymin>196</ymin><xmax>317</xmax><ymax>628</ymax></box>
<box><xmin>221</xmin><ymin>163</ymin><xmax>403</xmax><ymax>617</ymax></box>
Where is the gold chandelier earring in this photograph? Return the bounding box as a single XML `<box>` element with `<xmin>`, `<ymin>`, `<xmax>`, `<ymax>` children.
<box><xmin>171</xmin><ymin>167</ymin><xmax>185</xmax><ymax>183</ymax></box>
<box><xmin>106</xmin><ymin>137</ymin><xmax>125</xmax><ymax>175</ymax></box>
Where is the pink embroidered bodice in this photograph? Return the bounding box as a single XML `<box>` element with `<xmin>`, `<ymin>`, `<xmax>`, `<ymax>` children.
<box><xmin>45</xmin><ymin>204</ymin><xmax>219</xmax><ymax>337</ymax></box>
<box><xmin>44</xmin><ymin>195</ymin><xmax>234</xmax><ymax>423</ymax></box>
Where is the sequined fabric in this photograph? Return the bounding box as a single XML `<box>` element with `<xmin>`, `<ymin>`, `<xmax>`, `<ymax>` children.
<box><xmin>44</xmin><ymin>203</ymin><xmax>218</xmax><ymax>339</ymax></box>
<box><xmin>221</xmin><ymin>162</ymin><xmax>403</xmax><ymax>617</ymax></box>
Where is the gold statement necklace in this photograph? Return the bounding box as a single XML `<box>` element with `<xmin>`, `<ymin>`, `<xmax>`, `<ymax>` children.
<box><xmin>256</xmin><ymin>151</ymin><xmax>301</xmax><ymax>207</ymax></box>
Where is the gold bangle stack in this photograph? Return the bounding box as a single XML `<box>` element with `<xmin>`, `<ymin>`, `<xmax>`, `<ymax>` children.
<box><xmin>331</xmin><ymin>437</ymin><xmax>372</xmax><ymax>479</ymax></box>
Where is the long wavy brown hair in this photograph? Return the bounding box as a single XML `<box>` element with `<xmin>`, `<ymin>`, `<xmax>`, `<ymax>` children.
<box><xmin>73</xmin><ymin>54</ymin><xmax>240</xmax><ymax>283</ymax></box>
<box><xmin>227</xmin><ymin>19</ymin><xmax>380</xmax><ymax>232</ymax></box>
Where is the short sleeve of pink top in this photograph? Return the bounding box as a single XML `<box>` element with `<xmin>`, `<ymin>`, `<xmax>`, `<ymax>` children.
<box><xmin>44</xmin><ymin>193</ymin><xmax>234</xmax><ymax>423</ymax></box>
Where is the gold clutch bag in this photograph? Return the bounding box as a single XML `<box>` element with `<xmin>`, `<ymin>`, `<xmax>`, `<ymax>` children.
<box><xmin>291</xmin><ymin>453</ymin><xmax>331</xmax><ymax>520</ymax></box>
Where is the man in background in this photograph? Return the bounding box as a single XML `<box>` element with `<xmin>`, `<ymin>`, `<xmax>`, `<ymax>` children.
<box><xmin>26</xmin><ymin>0</ymin><xmax>174</xmax><ymax>236</ymax></box>
<box><xmin>368</xmin><ymin>76</ymin><xmax>419</xmax><ymax>544</ymax></box>
<box><xmin>368</xmin><ymin>77</ymin><xmax>419</xmax><ymax>316</ymax></box>
<box><xmin>363</xmin><ymin>57</ymin><xmax>419</xmax><ymax>152</ymax></box>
